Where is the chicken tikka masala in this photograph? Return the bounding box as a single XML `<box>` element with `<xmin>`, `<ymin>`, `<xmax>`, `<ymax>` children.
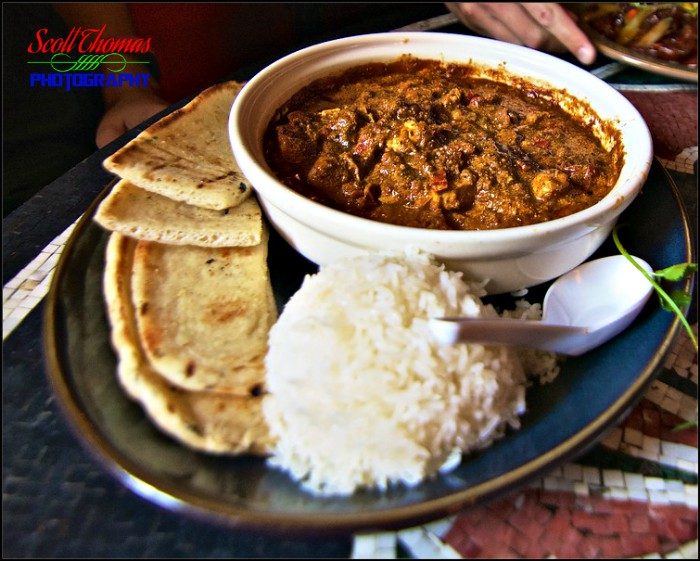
<box><xmin>264</xmin><ymin>57</ymin><xmax>623</xmax><ymax>230</ymax></box>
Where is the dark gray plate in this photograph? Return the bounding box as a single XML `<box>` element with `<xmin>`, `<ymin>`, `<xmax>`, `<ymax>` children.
<box><xmin>44</xmin><ymin>160</ymin><xmax>694</xmax><ymax>534</ymax></box>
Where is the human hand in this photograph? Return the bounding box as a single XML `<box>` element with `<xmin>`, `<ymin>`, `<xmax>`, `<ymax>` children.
<box><xmin>96</xmin><ymin>88</ymin><xmax>169</xmax><ymax>148</ymax></box>
<box><xmin>445</xmin><ymin>3</ymin><xmax>596</xmax><ymax>65</ymax></box>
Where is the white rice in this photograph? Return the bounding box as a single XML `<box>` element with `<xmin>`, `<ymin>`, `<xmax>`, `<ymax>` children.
<box><xmin>502</xmin><ymin>300</ymin><xmax>562</xmax><ymax>385</ymax></box>
<box><xmin>263</xmin><ymin>249</ymin><xmax>558</xmax><ymax>496</ymax></box>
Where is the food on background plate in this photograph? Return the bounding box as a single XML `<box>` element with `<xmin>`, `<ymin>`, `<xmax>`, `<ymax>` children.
<box><xmin>263</xmin><ymin>250</ymin><xmax>559</xmax><ymax>496</ymax></box>
<box><xmin>103</xmin><ymin>233</ymin><xmax>273</xmax><ymax>455</ymax></box>
<box><xmin>103</xmin><ymin>81</ymin><xmax>252</xmax><ymax>210</ymax></box>
<box><xmin>94</xmin><ymin>179</ymin><xmax>263</xmax><ymax>247</ymax></box>
<box><xmin>131</xmin><ymin>231</ymin><xmax>276</xmax><ymax>395</ymax></box>
<box><xmin>578</xmin><ymin>2</ymin><xmax>698</xmax><ymax>67</ymax></box>
<box><xmin>264</xmin><ymin>56</ymin><xmax>623</xmax><ymax>231</ymax></box>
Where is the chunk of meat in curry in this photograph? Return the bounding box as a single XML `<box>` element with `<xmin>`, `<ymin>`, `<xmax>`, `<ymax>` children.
<box><xmin>264</xmin><ymin>58</ymin><xmax>623</xmax><ymax>230</ymax></box>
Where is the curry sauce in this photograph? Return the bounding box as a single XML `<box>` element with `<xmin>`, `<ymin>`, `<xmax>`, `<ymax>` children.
<box><xmin>264</xmin><ymin>57</ymin><xmax>624</xmax><ymax>230</ymax></box>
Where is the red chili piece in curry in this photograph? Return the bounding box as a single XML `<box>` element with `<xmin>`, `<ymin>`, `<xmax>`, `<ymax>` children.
<box><xmin>264</xmin><ymin>57</ymin><xmax>623</xmax><ymax>230</ymax></box>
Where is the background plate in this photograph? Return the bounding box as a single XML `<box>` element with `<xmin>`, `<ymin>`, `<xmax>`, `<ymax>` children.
<box><xmin>44</xmin><ymin>160</ymin><xmax>693</xmax><ymax>534</ymax></box>
<box><xmin>578</xmin><ymin>22</ymin><xmax>698</xmax><ymax>83</ymax></box>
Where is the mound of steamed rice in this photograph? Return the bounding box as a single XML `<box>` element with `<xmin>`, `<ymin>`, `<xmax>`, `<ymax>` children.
<box><xmin>263</xmin><ymin>250</ymin><xmax>556</xmax><ymax>496</ymax></box>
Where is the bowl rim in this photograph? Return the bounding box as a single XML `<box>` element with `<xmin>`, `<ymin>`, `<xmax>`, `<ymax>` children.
<box><xmin>229</xmin><ymin>32</ymin><xmax>653</xmax><ymax>243</ymax></box>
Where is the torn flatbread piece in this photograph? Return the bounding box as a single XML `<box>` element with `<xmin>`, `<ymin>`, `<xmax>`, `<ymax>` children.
<box><xmin>103</xmin><ymin>232</ymin><xmax>273</xmax><ymax>455</ymax></box>
<box><xmin>131</xmin><ymin>233</ymin><xmax>277</xmax><ymax>394</ymax></box>
<box><xmin>94</xmin><ymin>179</ymin><xmax>263</xmax><ymax>247</ymax></box>
<box><xmin>103</xmin><ymin>81</ymin><xmax>250</xmax><ymax>211</ymax></box>
<box><xmin>144</xmin><ymin>81</ymin><xmax>244</xmax><ymax>172</ymax></box>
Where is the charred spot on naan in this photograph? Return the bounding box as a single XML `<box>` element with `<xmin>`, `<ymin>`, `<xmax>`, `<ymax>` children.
<box><xmin>185</xmin><ymin>361</ymin><xmax>197</xmax><ymax>378</ymax></box>
<box><xmin>196</xmin><ymin>171</ymin><xmax>241</xmax><ymax>189</ymax></box>
<box><xmin>207</xmin><ymin>298</ymin><xmax>247</xmax><ymax>324</ymax></box>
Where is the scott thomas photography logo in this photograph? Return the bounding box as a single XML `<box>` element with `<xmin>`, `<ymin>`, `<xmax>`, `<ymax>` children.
<box><xmin>27</xmin><ymin>24</ymin><xmax>154</xmax><ymax>91</ymax></box>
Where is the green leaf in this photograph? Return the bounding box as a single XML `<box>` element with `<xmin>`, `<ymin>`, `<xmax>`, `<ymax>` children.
<box><xmin>654</xmin><ymin>262</ymin><xmax>698</xmax><ymax>282</ymax></box>
<box><xmin>670</xmin><ymin>289</ymin><xmax>692</xmax><ymax>309</ymax></box>
<box><xmin>659</xmin><ymin>289</ymin><xmax>692</xmax><ymax>311</ymax></box>
<box><xmin>672</xmin><ymin>419</ymin><xmax>698</xmax><ymax>432</ymax></box>
<box><xmin>612</xmin><ymin>226</ymin><xmax>698</xmax><ymax>352</ymax></box>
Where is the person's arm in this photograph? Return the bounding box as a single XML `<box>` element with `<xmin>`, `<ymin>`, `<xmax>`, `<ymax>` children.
<box><xmin>53</xmin><ymin>3</ymin><xmax>169</xmax><ymax>147</ymax></box>
<box><xmin>445</xmin><ymin>3</ymin><xmax>596</xmax><ymax>65</ymax></box>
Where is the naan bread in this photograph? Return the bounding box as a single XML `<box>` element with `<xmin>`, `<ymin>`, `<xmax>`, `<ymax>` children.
<box><xmin>103</xmin><ymin>81</ymin><xmax>250</xmax><ymax>211</ymax></box>
<box><xmin>131</xmin><ymin>233</ymin><xmax>277</xmax><ymax>394</ymax></box>
<box><xmin>103</xmin><ymin>232</ymin><xmax>273</xmax><ymax>455</ymax></box>
<box><xmin>144</xmin><ymin>81</ymin><xmax>244</xmax><ymax>172</ymax></box>
<box><xmin>94</xmin><ymin>179</ymin><xmax>263</xmax><ymax>247</ymax></box>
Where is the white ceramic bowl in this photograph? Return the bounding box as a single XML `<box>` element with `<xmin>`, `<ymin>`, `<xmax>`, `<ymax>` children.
<box><xmin>229</xmin><ymin>32</ymin><xmax>653</xmax><ymax>293</ymax></box>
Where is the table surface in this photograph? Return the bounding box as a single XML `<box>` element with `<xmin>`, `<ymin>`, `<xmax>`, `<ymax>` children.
<box><xmin>3</xmin><ymin>10</ymin><xmax>697</xmax><ymax>559</ymax></box>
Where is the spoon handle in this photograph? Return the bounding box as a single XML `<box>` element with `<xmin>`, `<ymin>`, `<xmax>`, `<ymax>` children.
<box><xmin>429</xmin><ymin>318</ymin><xmax>590</xmax><ymax>355</ymax></box>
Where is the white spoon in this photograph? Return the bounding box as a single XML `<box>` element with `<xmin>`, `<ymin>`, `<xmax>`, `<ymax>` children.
<box><xmin>429</xmin><ymin>255</ymin><xmax>655</xmax><ymax>356</ymax></box>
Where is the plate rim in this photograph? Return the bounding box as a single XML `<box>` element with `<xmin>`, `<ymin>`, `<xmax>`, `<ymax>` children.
<box><xmin>42</xmin><ymin>160</ymin><xmax>694</xmax><ymax>533</ymax></box>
